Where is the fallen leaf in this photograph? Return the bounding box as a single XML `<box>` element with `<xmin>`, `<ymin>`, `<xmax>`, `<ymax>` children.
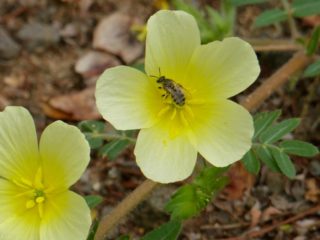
<box><xmin>302</xmin><ymin>16</ymin><xmax>320</xmax><ymax>27</ymax></box>
<box><xmin>261</xmin><ymin>206</ymin><xmax>282</xmax><ymax>222</ymax></box>
<box><xmin>222</xmin><ymin>162</ymin><xmax>255</xmax><ymax>200</ymax></box>
<box><xmin>4</xmin><ymin>72</ymin><xmax>26</xmax><ymax>88</ymax></box>
<box><xmin>93</xmin><ymin>12</ymin><xmax>143</xmax><ymax>64</ymax></box>
<box><xmin>75</xmin><ymin>50</ymin><xmax>120</xmax><ymax>80</ymax></box>
<box><xmin>250</xmin><ymin>201</ymin><xmax>261</xmax><ymax>227</ymax></box>
<box><xmin>17</xmin><ymin>22</ymin><xmax>60</xmax><ymax>50</ymax></box>
<box><xmin>41</xmin><ymin>87</ymin><xmax>100</xmax><ymax>120</ymax></box>
<box><xmin>305</xmin><ymin>178</ymin><xmax>320</xmax><ymax>202</ymax></box>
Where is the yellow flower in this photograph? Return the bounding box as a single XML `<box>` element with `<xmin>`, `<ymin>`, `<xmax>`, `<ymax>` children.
<box><xmin>0</xmin><ymin>107</ymin><xmax>91</xmax><ymax>240</ymax></box>
<box><xmin>95</xmin><ymin>10</ymin><xmax>260</xmax><ymax>183</ymax></box>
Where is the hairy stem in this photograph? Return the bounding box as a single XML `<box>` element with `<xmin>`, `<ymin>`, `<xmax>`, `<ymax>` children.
<box><xmin>95</xmin><ymin>50</ymin><xmax>313</xmax><ymax>240</ymax></box>
<box><xmin>241</xmin><ymin>51</ymin><xmax>312</xmax><ymax>111</ymax></box>
<box><xmin>95</xmin><ymin>180</ymin><xmax>158</xmax><ymax>240</ymax></box>
<box><xmin>281</xmin><ymin>0</ymin><xmax>300</xmax><ymax>39</ymax></box>
<box><xmin>245</xmin><ymin>38</ymin><xmax>302</xmax><ymax>52</ymax></box>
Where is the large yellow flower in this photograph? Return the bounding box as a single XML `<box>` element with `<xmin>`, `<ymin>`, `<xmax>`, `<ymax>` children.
<box><xmin>95</xmin><ymin>10</ymin><xmax>260</xmax><ymax>183</ymax></box>
<box><xmin>0</xmin><ymin>107</ymin><xmax>91</xmax><ymax>240</ymax></box>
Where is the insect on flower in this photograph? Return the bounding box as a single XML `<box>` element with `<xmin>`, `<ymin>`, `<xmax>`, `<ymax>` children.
<box><xmin>95</xmin><ymin>10</ymin><xmax>260</xmax><ymax>183</ymax></box>
<box><xmin>151</xmin><ymin>69</ymin><xmax>186</xmax><ymax>106</ymax></box>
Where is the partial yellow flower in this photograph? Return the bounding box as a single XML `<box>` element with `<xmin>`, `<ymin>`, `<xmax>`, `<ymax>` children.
<box><xmin>95</xmin><ymin>10</ymin><xmax>260</xmax><ymax>183</ymax></box>
<box><xmin>154</xmin><ymin>0</ymin><xmax>170</xmax><ymax>10</ymax></box>
<box><xmin>0</xmin><ymin>107</ymin><xmax>91</xmax><ymax>240</ymax></box>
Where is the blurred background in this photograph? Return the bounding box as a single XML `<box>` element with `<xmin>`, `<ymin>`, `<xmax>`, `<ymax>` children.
<box><xmin>0</xmin><ymin>0</ymin><xmax>319</xmax><ymax>239</ymax></box>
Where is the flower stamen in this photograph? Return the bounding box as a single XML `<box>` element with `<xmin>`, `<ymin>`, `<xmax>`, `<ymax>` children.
<box><xmin>185</xmin><ymin>105</ymin><xmax>194</xmax><ymax>118</ymax></box>
<box><xmin>170</xmin><ymin>108</ymin><xmax>177</xmax><ymax>120</ymax></box>
<box><xmin>157</xmin><ymin>105</ymin><xmax>171</xmax><ymax>118</ymax></box>
<box><xmin>179</xmin><ymin>111</ymin><xmax>189</xmax><ymax>127</ymax></box>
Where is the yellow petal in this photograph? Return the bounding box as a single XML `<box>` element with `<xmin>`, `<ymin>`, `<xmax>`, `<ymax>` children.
<box><xmin>0</xmin><ymin>106</ymin><xmax>39</xmax><ymax>182</ymax></box>
<box><xmin>0</xmin><ymin>209</ymin><xmax>40</xmax><ymax>240</ymax></box>
<box><xmin>40</xmin><ymin>191</ymin><xmax>91</xmax><ymax>240</ymax></box>
<box><xmin>96</xmin><ymin>66</ymin><xmax>163</xmax><ymax>130</ymax></box>
<box><xmin>0</xmin><ymin>179</ymin><xmax>29</xmax><ymax>223</ymax></box>
<box><xmin>145</xmin><ymin>10</ymin><xmax>200</xmax><ymax>81</ymax></box>
<box><xmin>0</xmin><ymin>179</ymin><xmax>40</xmax><ymax>239</ymax></box>
<box><xmin>191</xmin><ymin>100</ymin><xmax>254</xmax><ymax>167</ymax></box>
<box><xmin>39</xmin><ymin>121</ymin><xmax>90</xmax><ymax>190</ymax></box>
<box><xmin>186</xmin><ymin>37</ymin><xmax>260</xmax><ymax>99</ymax></box>
<box><xmin>134</xmin><ymin>125</ymin><xmax>197</xmax><ymax>183</ymax></box>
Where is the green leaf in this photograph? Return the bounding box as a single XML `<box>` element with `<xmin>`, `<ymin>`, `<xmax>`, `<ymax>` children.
<box><xmin>255</xmin><ymin>145</ymin><xmax>280</xmax><ymax>172</ymax></box>
<box><xmin>254</xmin><ymin>9</ymin><xmax>288</xmax><ymax>27</ymax></box>
<box><xmin>270</xmin><ymin>148</ymin><xmax>296</xmax><ymax>178</ymax></box>
<box><xmin>193</xmin><ymin>167</ymin><xmax>228</xmax><ymax>194</ymax></box>
<box><xmin>165</xmin><ymin>167</ymin><xmax>228</xmax><ymax>220</ymax></box>
<box><xmin>84</xmin><ymin>133</ymin><xmax>104</xmax><ymax>149</ymax></box>
<box><xmin>165</xmin><ymin>185</ymin><xmax>200</xmax><ymax>220</ymax></box>
<box><xmin>280</xmin><ymin>140</ymin><xmax>319</xmax><ymax>157</ymax></box>
<box><xmin>206</xmin><ymin>6</ymin><xmax>225</xmax><ymax>30</ymax></box>
<box><xmin>131</xmin><ymin>62</ymin><xmax>145</xmax><ymax>73</ymax></box>
<box><xmin>172</xmin><ymin>0</ymin><xmax>207</xmax><ymax>27</ymax></box>
<box><xmin>307</xmin><ymin>26</ymin><xmax>320</xmax><ymax>55</ymax></box>
<box><xmin>141</xmin><ymin>220</ymin><xmax>182</xmax><ymax>240</ymax></box>
<box><xmin>172</xmin><ymin>0</ymin><xmax>214</xmax><ymax>43</ymax></box>
<box><xmin>86</xmin><ymin>221</ymin><xmax>99</xmax><ymax>240</ymax></box>
<box><xmin>230</xmin><ymin>0</ymin><xmax>267</xmax><ymax>6</ymax></box>
<box><xmin>78</xmin><ymin>120</ymin><xmax>105</xmax><ymax>133</ymax></box>
<box><xmin>303</xmin><ymin>60</ymin><xmax>320</xmax><ymax>77</ymax></box>
<box><xmin>253</xmin><ymin>110</ymin><xmax>282</xmax><ymax>139</ymax></box>
<box><xmin>242</xmin><ymin>149</ymin><xmax>260</xmax><ymax>174</ymax></box>
<box><xmin>259</xmin><ymin>118</ymin><xmax>300</xmax><ymax>144</ymax></box>
<box><xmin>292</xmin><ymin>0</ymin><xmax>320</xmax><ymax>17</ymax></box>
<box><xmin>205</xmin><ymin>3</ymin><xmax>234</xmax><ymax>40</ymax></box>
<box><xmin>84</xmin><ymin>195</ymin><xmax>103</xmax><ymax>209</ymax></box>
<box><xmin>98</xmin><ymin>139</ymin><xmax>131</xmax><ymax>160</ymax></box>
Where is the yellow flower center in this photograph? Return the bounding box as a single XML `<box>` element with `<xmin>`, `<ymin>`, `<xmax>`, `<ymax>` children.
<box><xmin>155</xmin><ymin>77</ymin><xmax>204</xmax><ymax>138</ymax></box>
<box><xmin>13</xmin><ymin>167</ymin><xmax>47</xmax><ymax>218</ymax></box>
<box><xmin>25</xmin><ymin>189</ymin><xmax>46</xmax><ymax>209</ymax></box>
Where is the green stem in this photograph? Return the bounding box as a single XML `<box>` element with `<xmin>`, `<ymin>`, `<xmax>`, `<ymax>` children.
<box><xmin>89</xmin><ymin>132</ymin><xmax>136</xmax><ymax>143</ymax></box>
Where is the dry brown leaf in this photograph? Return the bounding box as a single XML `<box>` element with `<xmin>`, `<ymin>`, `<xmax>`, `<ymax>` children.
<box><xmin>302</xmin><ymin>16</ymin><xmax>320</xmax><ymax>27</ymax></box>
<box><xmin>222</xmin><ymin>162</ymin><xmax>255</xmax><ymax>200</ymax></box>
<box><xmin>261</xmin><ymin>206</ymin><xmax>282</xmax><ymax>222</ymax></box>
<box><xmin>41</xmin><ymin>87</ymin><xmax>100</xmax><ymax>121</ymax></box>
<box><xmin>250</xmin><ymin>202</ymin><xmax>262</xmax><ymax>227</ymax></box>
<box><xmin>75</xmin><ymin>50</ymin><xmax>120</xmax><ymax>80</ymax></box>
<box><xmin>305</xmin><ymin>178</ymin><xmax>320</xmax><ymax>202</ymax></box>
<box><xmin>93</xmin><ymin>12</ymin><xmax>143</xmax><ymax>64</ymax></box>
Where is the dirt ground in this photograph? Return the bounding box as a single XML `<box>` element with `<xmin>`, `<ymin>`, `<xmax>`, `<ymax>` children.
<box><xmin>0</xmin><ymin>0</ymin><xmax>319</xmax><ymax>239</ymax></box>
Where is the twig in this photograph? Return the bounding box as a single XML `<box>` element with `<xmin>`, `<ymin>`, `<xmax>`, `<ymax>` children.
<box><xmin>253</xmin><ymin>44</ymin><xmax>302</xmax><ymax>52</ymax></box>
<box><xmin>95</xmin><ymin>51</ymin><xmax>313</xmax><ymax>240</ymax></box>
<box><xmin>281</xmin><ymin>0</ymin><xmax>301</xmax><ymax>39</ymax></box>
<box><xmin>218</xmin><ymin>204</ymin><xmax>320</xmax><ymax>240</ymax></box>
<box><xmin>241</xmin><ymin>51</ymin><xmax>313</xmax><ymax>111</ymax></box>
<box><xmin>201</xmin><ymin>222</ymin><xmax>250</xmax><ymax>230</ymax></box>
<box><xmin>94</xmin><ymin>180</ymin><xmax>158</xmax><ymax>240</ymax></box>
<box><xmin>245</xmin><ymin>38</ymin><xmax>302</xmax><ymax>52</ymax></box>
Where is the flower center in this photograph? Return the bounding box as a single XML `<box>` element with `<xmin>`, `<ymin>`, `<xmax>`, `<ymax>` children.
<box><xmin>155</xmin><ymin>77</ymin><xmax>199</xmax><ymax>139</ymax></box>
<box><xmin>14</xmin><ymin>167</ymin><xmax>47</xmax><ymax>218</ymax></box>
<box><xmin>25</xmin><ymin>189</ymin><xmax>46</xmax><ymax>209</ymax></box>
